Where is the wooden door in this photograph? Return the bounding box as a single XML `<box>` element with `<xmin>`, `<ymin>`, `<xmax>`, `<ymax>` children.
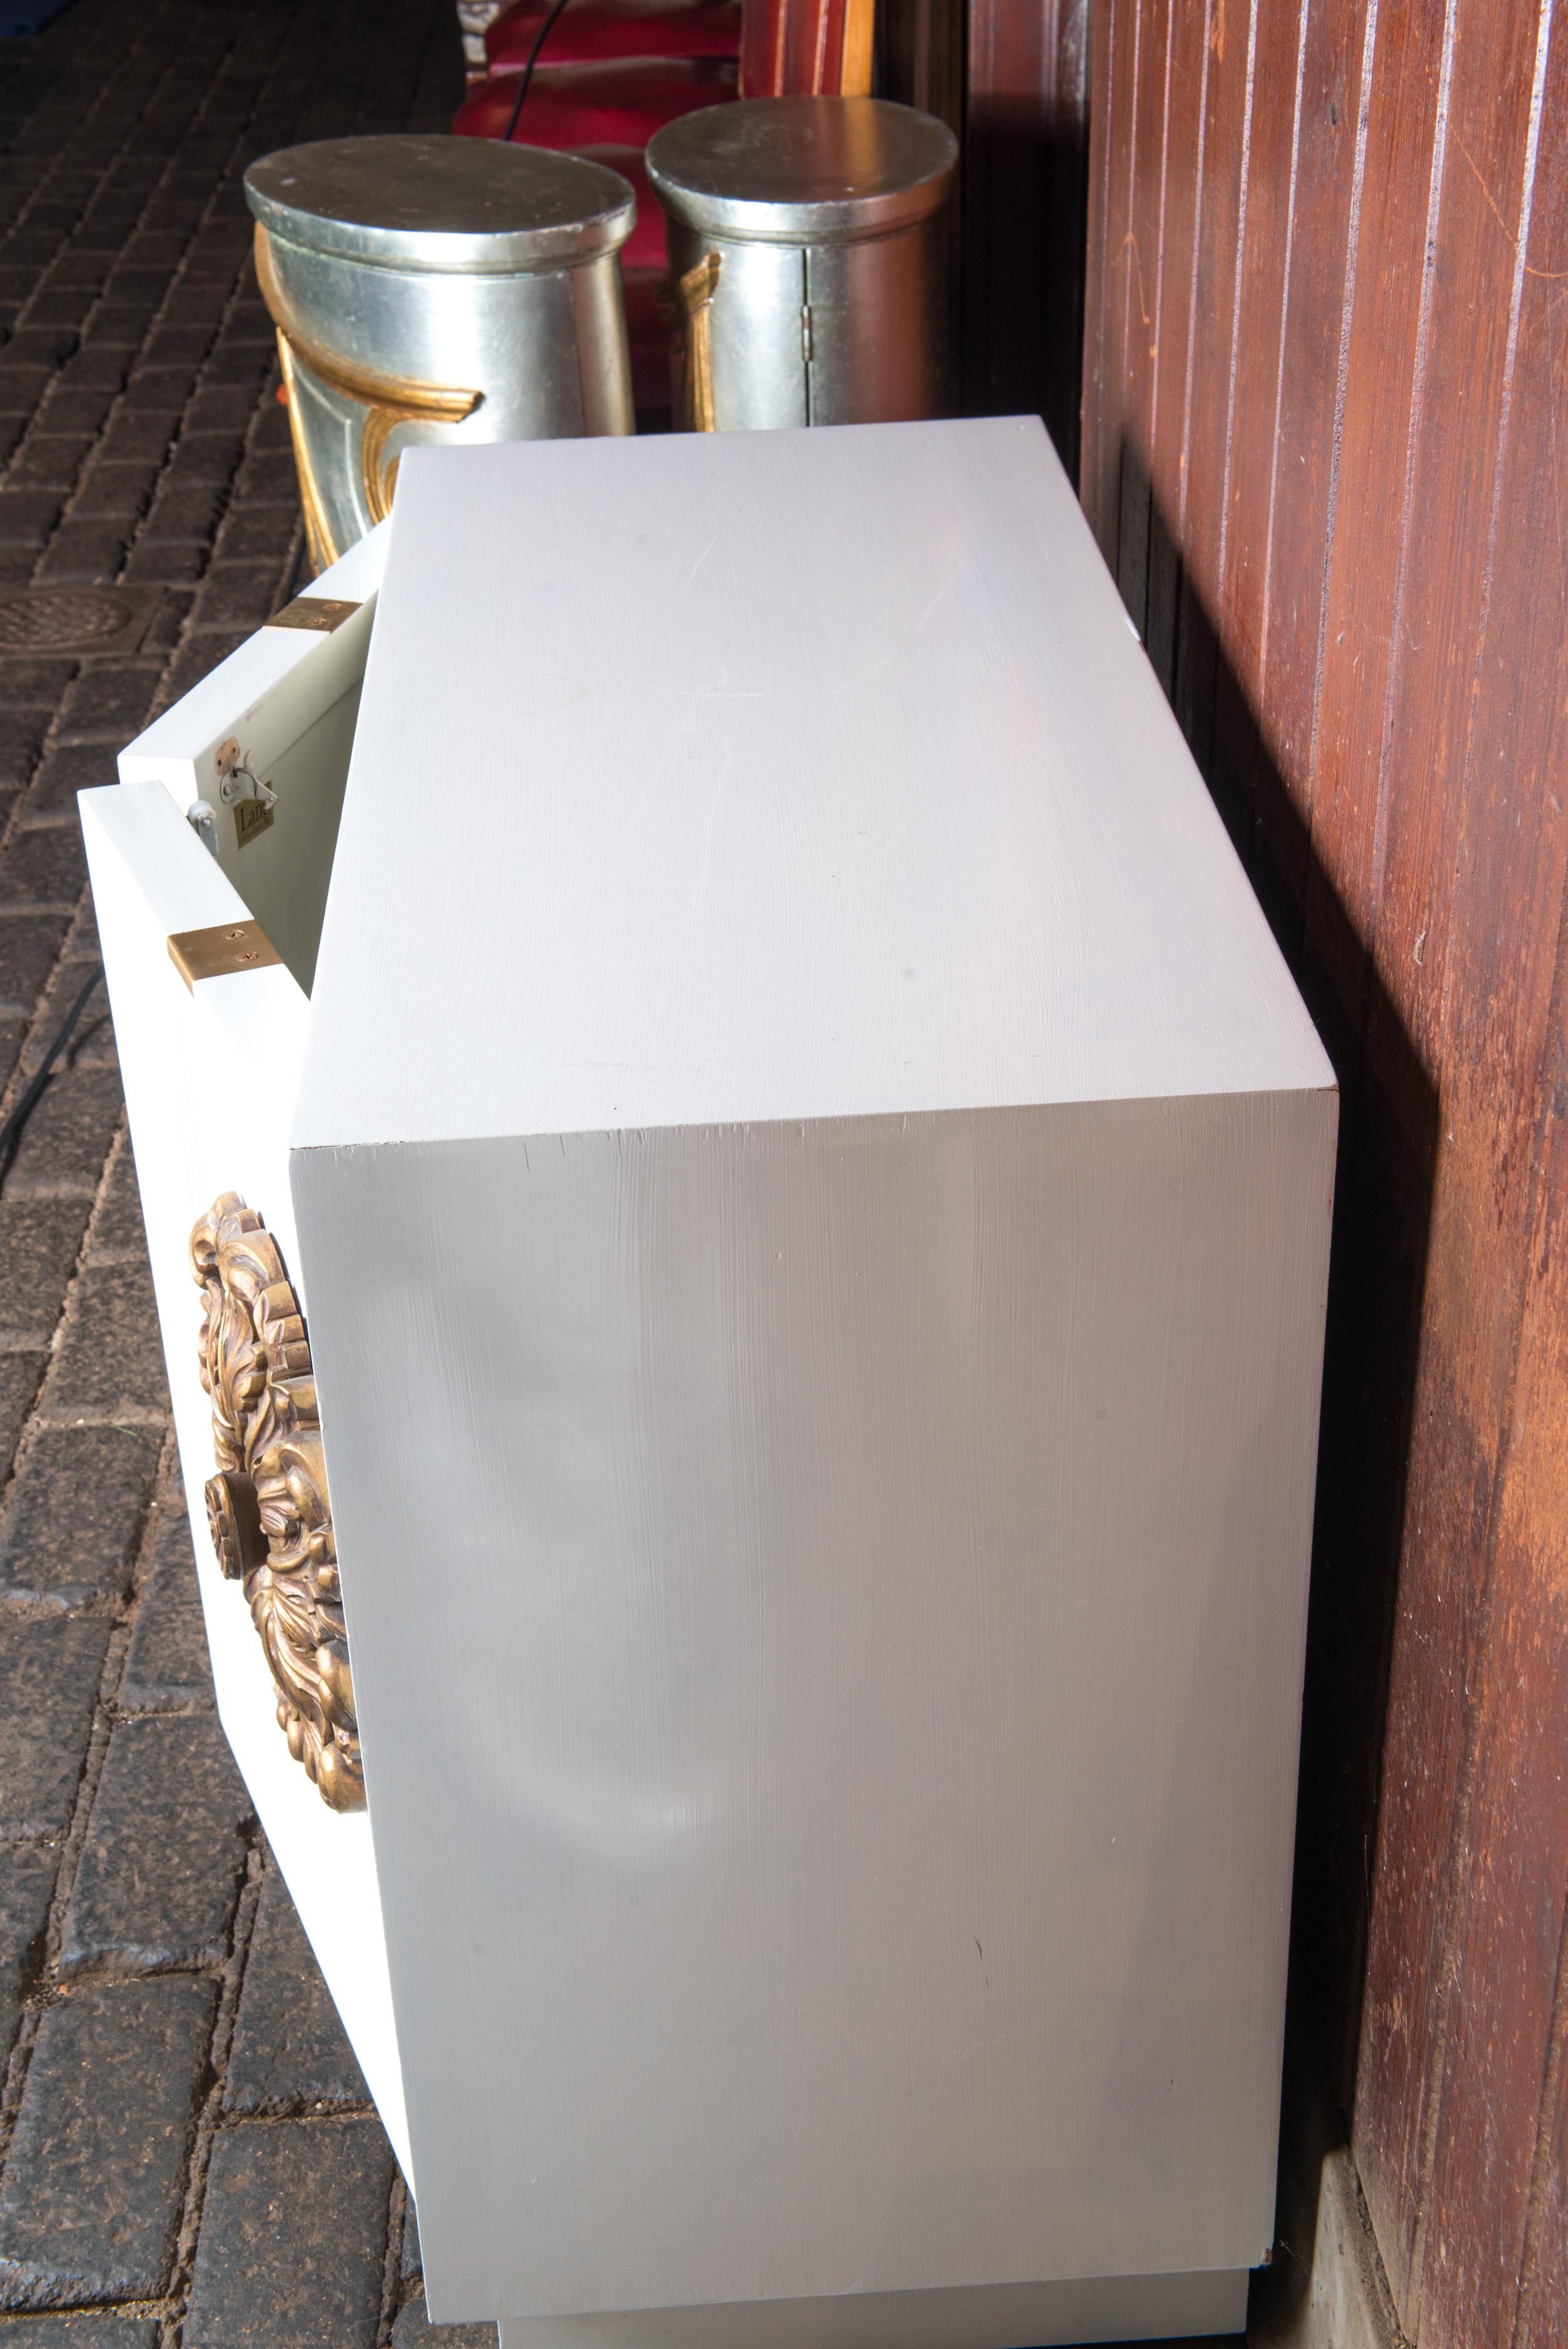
<box><xmin>1081</xmin><ymin>1</ymin><xmax>1568</xmax><ymax>2341</ymax></box>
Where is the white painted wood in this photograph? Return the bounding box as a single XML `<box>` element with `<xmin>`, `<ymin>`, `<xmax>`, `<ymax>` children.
<box><xmin>119</xmin><ymin>523</ymin><xmax>386</xmax><ymax>987</ymax></box>
<box><xmin>79</xmin><ymin>519</ymin><xmax>410</xmax><ymax>2180</ymax></box>
<box><xmin>283</xmin><ymin>420</ymin><xmax>1337</xmax><ymax>2331</ymax></box>
<box><xmin>498</xmin><ymin>2266</ymin><xmax>1252</xmax><ymax>2349</ymax></box>
<box><xmin>297</xmin><ymin>1088</ymin><xmax>1335</xmax><ymax>2324</ymax></box>
<box><xmin>119</xmin><ymin>523</ymin><xmax>385</xmax><ymax>814</ymax></box>
<box><xmin>292</xmin><ymin>419</ymin><xmax>1330</xmax><ymax>1152</ymax></box>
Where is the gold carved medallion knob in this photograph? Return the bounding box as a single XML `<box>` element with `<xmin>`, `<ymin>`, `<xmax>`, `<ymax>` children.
<box><xmin>206</xmin><ymin>1466</ymin><xmax>265</xmax><ymax>1581</ymax></box>
<box><xmin>191</xmin><ymin>1193</ymin><xmax>365</xmax><ymax>1813</ymax></box>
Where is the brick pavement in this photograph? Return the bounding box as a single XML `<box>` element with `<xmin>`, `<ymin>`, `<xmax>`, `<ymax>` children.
<box><xmin>0</xmin><ymin>2</ymin><xmax>499</xmax><ymax>2339</ymax></box>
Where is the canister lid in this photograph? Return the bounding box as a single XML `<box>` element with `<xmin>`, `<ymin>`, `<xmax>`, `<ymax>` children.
<box><xmin>244</xmin><ymin>135</ymin><xmax>635</xmax><ymax>272</ymax></box>
<box><xmin>647</xmin><ymin>97</ymin><xmax>957</xmax><ymax>244</ymax></box>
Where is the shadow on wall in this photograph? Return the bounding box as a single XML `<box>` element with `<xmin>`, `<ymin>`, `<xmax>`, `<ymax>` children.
<box><xmin>1108</xmin><ymin>441</ymin><xmax>1439</xmax><ymax>2335</ymax></box>
<box><xmin>961</xmin><ymin>95</ymin><xmax>1088</xmax><ymax>483</ymax></box>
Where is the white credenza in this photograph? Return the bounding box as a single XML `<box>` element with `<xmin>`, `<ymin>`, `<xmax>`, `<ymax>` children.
<box><xmin>81</xmin><ymin>417</ymin><xmax>1337</xmax><ymax>2348</ymax></box>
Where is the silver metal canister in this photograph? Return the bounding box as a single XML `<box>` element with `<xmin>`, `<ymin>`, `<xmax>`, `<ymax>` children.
<box><xmin>646</xmin><ymin>98</ymin><xmax>958</xmax><ymax>433</ymax></box>
<box><xmin>244</xmin><ymin>135</ymin><xmax>636</xmax><ymax>570</ymax></box>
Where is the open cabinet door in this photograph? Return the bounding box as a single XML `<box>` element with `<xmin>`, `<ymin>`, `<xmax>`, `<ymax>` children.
<box><xmin>78</xmin><ymin>522</ymin><xmax>413</xmax><ymax>2185</ymax></box>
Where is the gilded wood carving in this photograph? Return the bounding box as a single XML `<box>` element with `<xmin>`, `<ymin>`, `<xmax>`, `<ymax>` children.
<box><xmin>254</xmin><ymin>226</ymin><xmax>483</xmax><ymax>571</ymax></box>
<box><xmin>191</xmin><ymin>1193</ymin><xmax>364</xmax><ymax>1812</ymax></box>
<box><xmin>673</xmin><ymin>254</ymin><xmax>721</xmax><ymax>433</ymax></box>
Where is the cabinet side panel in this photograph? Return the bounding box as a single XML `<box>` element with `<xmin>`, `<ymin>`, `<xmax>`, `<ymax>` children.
<box><xmin>294</xmin><ymin>1087</ymin><xmax>1335</xmax><ymax>2320</ymax></box>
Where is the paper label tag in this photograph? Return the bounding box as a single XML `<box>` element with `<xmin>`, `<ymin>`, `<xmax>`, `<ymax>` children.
<box><xmin>234</xmin><ymin>799</ymin><xmax>275</xmax><ymax>850</ymax></box>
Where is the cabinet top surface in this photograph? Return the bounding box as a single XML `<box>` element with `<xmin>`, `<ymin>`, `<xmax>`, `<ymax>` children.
<box><xmin>244</xmin><ymin>136</ymin><xmax>635</xmax><ymax>270</ymax></box>
<box><xmin>295</xmin><ymin>418</ymin><xmax>1331</xmax><ymax>1150</ymax></box>
<box><xmin>646</xmin><ymin>99</ymin><xmax>958</xmax><ymax>241</ymax></box>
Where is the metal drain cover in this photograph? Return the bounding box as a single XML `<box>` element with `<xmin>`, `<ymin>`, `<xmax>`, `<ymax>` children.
<box><xmin>0</xmin><ymin>584</ymin><xmax>162</xmax><ymax>658</ymax></box>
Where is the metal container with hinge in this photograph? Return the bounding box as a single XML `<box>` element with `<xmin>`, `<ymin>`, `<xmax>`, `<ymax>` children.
<box><xmin>647</xmin><ymin>97</ymin><xmax>957</xmax><ymax>433</ymax></box>
<box><xmin>244</xmin><ymin>134</ymin><xmax>635</xmax><ymax>571</ymax></box>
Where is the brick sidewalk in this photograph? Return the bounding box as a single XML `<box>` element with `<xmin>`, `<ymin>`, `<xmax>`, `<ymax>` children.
<box><xmin>0</xmin><ymin>3</ymin><xmax>493</xmax><ymax>2341</ymax></box>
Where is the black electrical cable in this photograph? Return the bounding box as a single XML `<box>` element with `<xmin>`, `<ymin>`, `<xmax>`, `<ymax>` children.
<box><xmin>502</xmin><ymin>0</ymin><xmax>577</xmax><ymax>141</ymax></box>
<box><xmin>0</xmin><ymin>964</ymin><xmax>104</xmax><ymax>1175</ymax></box>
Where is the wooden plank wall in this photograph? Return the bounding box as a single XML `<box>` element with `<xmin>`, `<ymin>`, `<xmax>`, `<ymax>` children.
<box><xmin>1081</xmin><ymin>1</ymin><xmax>1568</xmax><ymax>2341</ymax></box>
<box><xmin>881</xmin><ymin>0</ymin><xmax>1091</xmax><ymax>465</ymax></box>
<box><xmin>963</xmin><ymin>0</ymin><xmax>1089</xmax><ymax>469</ymax></box>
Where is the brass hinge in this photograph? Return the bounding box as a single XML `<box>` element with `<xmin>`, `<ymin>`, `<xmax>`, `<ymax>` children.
<box><xmin>167</xmin><ymin>920</ymin><xmax>282</xmax><ymax>990</ymax></box>
<box><xmin>264</xmin><ymin>594</ymin><xmax>362</xmax><ymax>634</ymax></box>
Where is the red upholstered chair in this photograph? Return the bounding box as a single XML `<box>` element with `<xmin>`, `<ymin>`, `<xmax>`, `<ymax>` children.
<box><xmin>453</xmin><ymin>56</ymin><xmax>739</xmax><ymax>153</ymax></box>
<box><xmin>452</xmin><ymin>0</ymin><xmax>874</xmax><ymax>406</ymax></box>
<box><xmin>485</xmin><ymin>0</ymin><xmax>742</xmax><ymax>69</ymax></box>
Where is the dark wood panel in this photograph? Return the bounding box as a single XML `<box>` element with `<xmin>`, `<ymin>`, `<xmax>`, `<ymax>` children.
<box><xmin>880</xmin><ymin>0</ymin><xmax>964</xmax><ymax>132</ymax></box>
<box><xmin>1080</xmin><ymin>0</ymin><xmax>1118</xmax><ymax>548</ymax></box>
<box><xmin>1280</xmin><ymin>3</ymin><xmax>1452</xmax><ymax>2303</ymax></box>
<box><xmin>884</xmin><ymin>0</ymin><xmax>1089</xmax><ymax>470</ymax></box>
<box><xmin>963</xmin><ymin>0</ymin><xmax>1089</xmax><ymax>470</ymax></box>
<box><xmin>1214</xmin><ymin>0</ymin><xmax>1298</xmax><ymax>701</ymax></box>
<box><xmin>1367</xmin><ymin>0</ymin><xmax>1541</xmax><ymax>1065</ymax></box>
<box><xmin>1424</xmin><ymin>1182</ymin><xmax>1568</xmax><ymax>2344</ymax></box>
<box><xmin>1304</xmin><ymin>0</ymin><xmax>1441</xmax><ymax>967</ymax></box>
<box><xmin>1408</xmin><ymin>16</ymin><xmax>1568</xmax><ymax>2333</ymax></box>
<box><xmin>1525</xmin><ymin>1918</ymin><xmax>1568</xmax><ymax>2344</ymax></box>
<box><xmin>1169</xmin><ymin>0</ymin><xmax>1250</xmax><ymax>800</ymax></box>
<box><xmin>1081</xmin><ymin>0</ymin><xmax>1568</xmax><ymax>2335</ymax></box>
<box><xmin>879</xmin><ymin>0</ymin><xmax>965</xmax><ymax>399</ymax></box>
<box><xmin>1112</xmin><ymin>0</ymin><xmax>1172</xmax><ymax>625</ymax></box>
<box><xmin>1142</xmin><ymin>0</ymin><xmax>1210</xmax><ymax>695</ymax></box>
<box><xmin>1243</xmin><ymin>0</ymin><xmax>1364</xmax><ymax>961</ymax></box>
<box><xmin>1274</xmin><ymin>21</ymin><xmax>1369</xmax><ymax>786</ymax></box>
<box><xmin>1352</xmin><ymin>0</ymin><xmax>1557</xmax><ymax>2321</ymax></box>
<box><xmin>1103</xmin><ymin>0</ymin><xmax>1148</xmax><ymax>598</ymax></box>
<box><xmin>1210</xmin><ymin>0</ymin><xmax>1301</xmax><ymax>907</ymax></box>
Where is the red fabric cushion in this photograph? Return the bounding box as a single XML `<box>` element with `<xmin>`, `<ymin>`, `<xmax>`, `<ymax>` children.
<box><xmin>563</xmin><ymin>141</ymin><xmax>666</xmax><ymax>269</ymax></box>
<box><xmin>453</xmin><ymin>56</ymin><xmax>735</xmax><ymax>149</ymax></box>
<box><xmin>486</xmin><ymin>0</ymin><xmax>741</xmax><ymax>68</ymax></box>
